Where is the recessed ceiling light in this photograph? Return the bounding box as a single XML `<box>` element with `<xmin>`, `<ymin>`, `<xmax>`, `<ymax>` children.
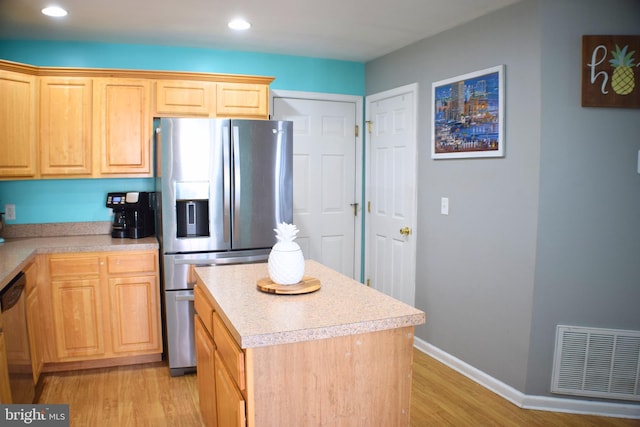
<box><xmin>42</xmin><ymin>6</ymin><xmax>68</xmax><ymax>17</ymax></box>
<box><xmin>228</xmin><ymin>18</ymin><xmax>250</xmax><ymax>31</ymax></box>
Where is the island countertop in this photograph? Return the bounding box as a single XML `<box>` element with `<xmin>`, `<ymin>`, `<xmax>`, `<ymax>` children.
<box><xmin>194</xmin><ymin>259</ymin><xmax>425</xmax><ymax>349</ymax></box>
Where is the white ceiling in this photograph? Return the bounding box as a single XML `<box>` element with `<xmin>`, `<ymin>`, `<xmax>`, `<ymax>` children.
<box><xmin>0</xmin><ymin>0</ymin><xmax>521</xmax><ymax>62</ymax></box>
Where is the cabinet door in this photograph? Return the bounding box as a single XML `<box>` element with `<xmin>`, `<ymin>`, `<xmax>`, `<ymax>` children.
<box><xmin>214</xmin><ymin>351</ymin><xmax>246</xmax><ymax>427</ymax></box>
<box><xmin>0</xmin><ymin>70</ymin><xmax>37</xmax><ymax>178</ymax></box>
<box><xmin>195</xmin><ymin>316</ymin><xmax>218</xmax><ymax>427</ymax></box>
<box><xmin>0</xmin><ymin>334</ymin><xmax>12</xmax><ymax>403</ymax></box>
<box><xmin>26</xmin><ymin>290</ymin><xmax>42</xmax><ymax>383</ymax></box>
<box><xmin>107</xmin><ymin>275</ymin><xmax>161</xmax><ymax>354</ymax></box>
<box><xmin>50</xmin><ymin>278</ymin><xmax>105</xmax><ymax>360</ymax></box>
<box><xmin>216</xmin><ymin>83</ymin><xmax>269</xmax><ymax>118</ymax></box>
<box><xmin>24</xmin><ymin>262</ymin><xmax>43</xmax><ymax>383</ymax></box>
<box><xmin>155</xmin><ymin>80</ymin><xmax>214</xmax><ymax>116</ymax></box>
<box><xmin>39</xmin><ymin>77</ymin><xmax>93</xmax><ymax>176</ymax></box>
<box><xmin>94</xmin><ymin>78</ymin><xmax>152</xmax><ymax>176</ymax></box>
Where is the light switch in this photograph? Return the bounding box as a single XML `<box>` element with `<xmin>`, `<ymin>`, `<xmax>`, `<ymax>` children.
<box><xmin>440</xmin><ymin>197</ymin><xmax>449</xmax><ymax>215</ymax></box>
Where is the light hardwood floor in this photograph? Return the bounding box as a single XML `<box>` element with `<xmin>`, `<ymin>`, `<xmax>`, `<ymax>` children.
<box><xmin>38</xmin><ymin>349</ymin><xmax>639</xmax><ymax>426</ymax></box>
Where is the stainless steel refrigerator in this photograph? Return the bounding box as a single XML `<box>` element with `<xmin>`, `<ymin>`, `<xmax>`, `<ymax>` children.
<box><xmin>156</xmin><ymin>118</ymin><xmax>293</xmax><ymax>375</ymax></box>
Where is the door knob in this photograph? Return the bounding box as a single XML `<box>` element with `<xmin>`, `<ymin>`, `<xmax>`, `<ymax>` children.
<box><xmin>399</xmin><ymin>227</ymin><xmax>412</xmax><ymax>236</ymax></box>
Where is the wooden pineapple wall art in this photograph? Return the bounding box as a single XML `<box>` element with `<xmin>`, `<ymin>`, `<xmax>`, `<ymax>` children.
<box><xmin>582</xmin><ymin>35</ymin><xmax>640</xmax><ymax>108</ymax></box>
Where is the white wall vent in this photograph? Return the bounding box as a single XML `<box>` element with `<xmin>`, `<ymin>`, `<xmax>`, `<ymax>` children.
<box><xmin>551</xmin><ymin>325</ymin><xmax>640</xmax><ymax>402</ymax></box>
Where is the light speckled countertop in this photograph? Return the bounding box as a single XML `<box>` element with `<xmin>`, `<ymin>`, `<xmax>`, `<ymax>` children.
<box><xmin>194</xmin><ymin>260</ymin><xmax>425</xmax><ymax>349</ymax></box>
<box><xmin>0</xmin><ymin>235</ymin><xmax>159</xmax><ymax>291</ymax></box>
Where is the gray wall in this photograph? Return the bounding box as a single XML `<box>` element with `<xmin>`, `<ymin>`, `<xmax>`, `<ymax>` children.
<box><xmin>366</xmin><ymin>0</ymin><xmax>640</xmax><ymax>399</ymax></box>
<box><xmin>526</xmin><ymin>0</ymin><xmax>640</xmax><ymax>396</ymax></box>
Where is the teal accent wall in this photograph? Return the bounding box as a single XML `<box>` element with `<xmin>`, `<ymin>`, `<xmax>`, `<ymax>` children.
<box><xmin>0</xmin><ymin>40</ymin><xmax>364</xmax><ymax>94</ymax></box>
<box><xmin>0</xmin><ymin>179</ymin><xmax>154</xmax><ymax>223</ymax></box>
<box><xmin>0</xmin><ymin>40</ymin><xmax>365</xmax><ymax>224</ymax></box>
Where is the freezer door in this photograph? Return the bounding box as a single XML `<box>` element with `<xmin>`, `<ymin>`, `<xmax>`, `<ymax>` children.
<box><xmin>164</xmin><ymin>289</ymin><xmax>196</xmax><ymax>376</ymax></box>
<box><xmin>162</xmin><ymin>252</ymin><xmax>269</xmax><ymax>375</ymax></box>
<box><xmin>230</xmin><ymin>120</ymin><xmax>293</xmax><ymax>250</ymax></box>
<box><xmin>159</xmin><ymin>118</ymin><xmax>230</xmax><ymax>254</ymax></box>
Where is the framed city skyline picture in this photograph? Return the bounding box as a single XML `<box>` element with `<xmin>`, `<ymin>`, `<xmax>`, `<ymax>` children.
<box><xmin>431</xmin><ymin>65</ymin><xmax>505</xmax><ymax>159</ymax></box>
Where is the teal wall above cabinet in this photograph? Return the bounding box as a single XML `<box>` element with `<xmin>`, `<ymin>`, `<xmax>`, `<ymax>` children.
<box><xmin>0</xmin><ymin>40</ymin><xmax>365</xmax><ymax>95</ymax></box>
<box><xmin>0</xmin><ymin>40</ymin><xmax>365</xmax><ymax>224</ymax></box>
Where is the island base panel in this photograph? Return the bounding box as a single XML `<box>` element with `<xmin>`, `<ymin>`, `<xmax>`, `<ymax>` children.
<box><xmin>245</xmin><ymin>326</ymin><xmax>415</xmax><ymax>427</ymax></box>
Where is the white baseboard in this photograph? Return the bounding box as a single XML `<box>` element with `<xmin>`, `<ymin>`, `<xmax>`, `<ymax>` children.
<box><xmin>413</xmin><ymin>337</ymin><xmax>640</xmax><ymax>419</ymax></box>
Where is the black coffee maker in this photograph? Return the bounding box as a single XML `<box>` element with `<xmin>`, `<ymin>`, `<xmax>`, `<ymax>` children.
<box><xmin>106</xmin><ymin>192</ymin><xmax>155</xmax><ymax>239</ymax></box>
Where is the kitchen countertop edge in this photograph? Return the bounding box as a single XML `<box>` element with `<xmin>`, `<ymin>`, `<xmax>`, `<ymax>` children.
<box><xmin>0</xmin><ymin>235</ymin><xmax>159</xmax><ymax>291</ymax></box>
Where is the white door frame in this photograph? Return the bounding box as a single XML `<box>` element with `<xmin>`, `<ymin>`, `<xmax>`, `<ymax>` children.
<box><xmin>364</xmin><ymin>83</ymin><xmax>418</xmax><ymax>304</ymax></box>
<box><xmin>271</xmin><ymin>90</ymin><xmax>364</xmax><ymax>281</ymax></box>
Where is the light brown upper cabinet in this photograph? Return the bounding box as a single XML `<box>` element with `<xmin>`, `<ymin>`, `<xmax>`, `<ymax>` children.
<box><xmin>94</xmin><ymin>78</ymin><xmax>152</xmax><ymax>176</ymax></box>
<box><xmin>39</xmin><ymin>76</ymin><xmax>93</xmax><ymax>177</ymax></box>
<box><xmin>39</xmin><ymin>77</ymin><xmax>153</xmax><ymax>178</ymax></box>
<box><xmin>154</xmin><ymin>80</ymin><xmax>215</xmax><ymax>116</ymax></box>
<box><xmin>155</xmin><ymin>79</ymin><xmax>271</xmax><ymax>119</ymax></box>
<box><xmin>0</xmin><ymin>69</ymin><xmax>37</xmax><ymax>178</ymax></box>
<box><xmin>216</xmin><ymin>82</ymin><xmax>269</xmax><ymax>118</ymax></box>
<box><xmin>0</xmin><ymin>60</ymin><xmax>274</xmax><ymax>180</ymax></box>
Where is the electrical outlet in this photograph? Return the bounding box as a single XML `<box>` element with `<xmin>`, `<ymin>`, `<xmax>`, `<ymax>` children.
<box><xmin>5</xmin><ymin>204</ymin><xmax>16</xmax><ymax>220</ymax></box>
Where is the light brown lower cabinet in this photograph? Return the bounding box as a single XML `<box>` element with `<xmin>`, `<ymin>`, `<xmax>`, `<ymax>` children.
<box><xmin>41</xmin><ymin>250</ymin><xmax>162</xmax><ymax>367</ymax></box>
<box><xmin>24</xmin><ymin>260</ymin><xmax>43</xmax><ymax>383</ymax></box>
<box><xmin>214</xmin><ymin>350</ymin><xmax>246</xmax><ymax>427</ymax></box>
<box><xmin>0</xmin><ymin>316</ymin><xmax>12</xmax><ymax>403</ymax></box>
<box><xmin>52</xmin><ymin>276</ymin><xmax>105</xmax><ymax>359</ymax></box>
<box><xmin>195</xmin><ymin>285</ymin><xmax>246</xmax><ymax>427</ymax></box>
<box><xmin>195</xmin><ymin>316</ymin><xmax>218</xmax><ymax>427</ymax></box>
<box><xmin>0</xmin><ymin>260</ymin><xmax>42</xmax><ymax>403</ymax></box>
<box><xmin>108</xmin><ymin>275</ymin><xmax>160</xmax><ymax>353</ymax></box>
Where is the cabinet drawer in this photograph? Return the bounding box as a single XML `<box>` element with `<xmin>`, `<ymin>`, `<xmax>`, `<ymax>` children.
<box><xmin>49</xmin><ymin>255</ymin><xmax>100</xmax><ymax>277</ymax></box>
<box><xmin>213</xmin><ymin>312</ymin><xmax>245</xmax><ymax>391</ymax></box>
<box><xmin>107</xmin><ymin>252</ymin><xmax>157</xmax><ymax>274</ymax></box>
<box><xmin>194</xmin><ymin>285</ymin><xmax>214</xmax><ymax>337</ymax></box>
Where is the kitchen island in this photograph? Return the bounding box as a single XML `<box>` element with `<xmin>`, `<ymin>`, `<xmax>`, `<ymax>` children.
<box><xmin>194</xmin><ymin>260</ymin><xmax>425</xmax><ymax>427</ymax></box>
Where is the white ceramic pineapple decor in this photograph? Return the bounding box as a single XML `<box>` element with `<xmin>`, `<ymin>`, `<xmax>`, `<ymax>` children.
<box><xmin>268</xmin><ymin>222</ymin><xmax>305</xmax><ymax>285</ymax></box>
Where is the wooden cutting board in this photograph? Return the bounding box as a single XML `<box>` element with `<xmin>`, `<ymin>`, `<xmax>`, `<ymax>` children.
<box><xmin>256</xmin><ymin>276</ymin><xmax>321</xmax><ymax>295</ymax></box>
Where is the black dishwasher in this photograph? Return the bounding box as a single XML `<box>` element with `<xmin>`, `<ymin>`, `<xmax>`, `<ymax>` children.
<box><xmin>0</xmin><ymin>272</ymin><xmax>35</xmax><ymax>404</ymax></box>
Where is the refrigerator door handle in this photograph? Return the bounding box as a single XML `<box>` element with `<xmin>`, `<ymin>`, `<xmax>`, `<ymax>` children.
<box><xmin>173</xmin><ymin>259</ymin><xmax>214</xmax><ymax>266</ymax></box>
<box><xmin>175</xmin><ymin>294</ymin><xmax>195</xmax><ymax>302</ymax></box>
<box><xmin>223</xmin><ymin>124</ymin><xmax>231</xmax><ymax>242</ymax></box>
<box><xmin>214</xmin><ymin>254</ymin><xmax>268</xmax><ymax>264</ymax></box>
<box><xmin>232</xmin><ymin>125</ymin><xmax>241</xmax><ymax>237</ymax></box>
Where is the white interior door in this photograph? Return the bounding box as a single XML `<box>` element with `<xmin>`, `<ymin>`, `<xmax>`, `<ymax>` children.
<box><xmin>365</xmin><ymin>84</ymin><xmax>418</xmax><ymax>306</ymax></box>
<box><xmin>273</xmin><ymin>94</ymin><xmax>361</xmax><ymax>278</ymax></box>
